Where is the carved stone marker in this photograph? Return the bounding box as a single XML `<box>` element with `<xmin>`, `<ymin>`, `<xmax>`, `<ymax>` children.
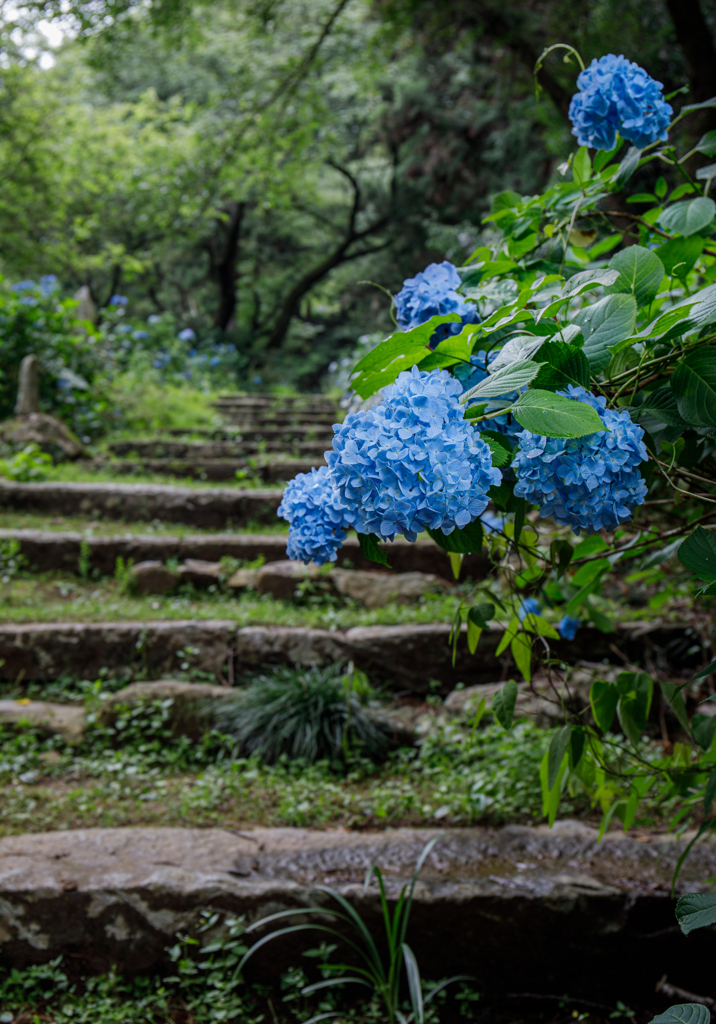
<box><xmin>14</xmin><ymin>354</ymin><xmax>40</xmax><ymax>415</ymax></box>
<box><xmin>74</xmin><ymin>285</ymin><xmax>96</xmax><ymax>324</ymax></box>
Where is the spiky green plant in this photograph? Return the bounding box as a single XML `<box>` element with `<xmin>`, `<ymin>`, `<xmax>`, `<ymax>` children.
<box><xmin>238</xmin><ymin>837</ymin><xmax>472</xmax><ymax>1024</ymax></box>
<box><xmin>214</xmin><ymin>664</ymin><xmax>391</xmax><ymax>765</ymax></box>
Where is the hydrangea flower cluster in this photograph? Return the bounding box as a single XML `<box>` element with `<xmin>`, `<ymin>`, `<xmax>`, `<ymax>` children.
<box><xmin>557</xmin><ymin>615</ymin><xmax>581</xmax><ymax>641</ymax></box>
<box><xmin>512</xmin><ymin>386</ymin><xmax>648</xmax><ymax>535</ymax></box>
<box><xmin>394</xmin><ymin>261</ymin><xmax>479</xmax><ymax>348</ymax></box>
<box><xmin>327</xmin><ymin>367</ymin><xmax>502</xmax><ymax>541</ymax></box>
<box><xmin>277</xmin><ymin>466</ymin><xmax>355</xmax><ymax>565</ymax></box>
<box><xmin>568</xmin><ymin>54</ymin><xmax>672</xmax><ymax>151</ymax></box>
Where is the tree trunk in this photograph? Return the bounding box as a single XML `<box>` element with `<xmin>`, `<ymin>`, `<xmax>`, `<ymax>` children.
<box><xmin>664</xmin><ymin>0</ymin><xmax>716</xmax><ymax>139</ymax></box>
<box><xmin>212</xmin><ymin>201</ymin><xmax>247</xmax><ymax>331</ymax></box>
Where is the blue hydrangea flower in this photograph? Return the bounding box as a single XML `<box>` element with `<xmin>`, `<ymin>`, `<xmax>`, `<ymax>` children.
<box><xmin>512</xmin><ymin>385</ymin><xmax>648</xmax><ymax>535</ymax></box>
<box><xmin>110</xmin><ymin>294</ymin><xmax>128</xmax><ymax>306</ymax></box>
<box><xmin>518</xmin><ymin>597</ymin><xmax>541</xmax><ymax>622</ymax></box>
<box><xmin>558</xmin><ymin>615</ymin><xmax>581</xmax><ymax>641</ymax></box>
<box><xmin>117</xmin><ymin>324</ymin><xmax>133</xmax><ymax>334</ymax></box>
<box><xmin>394</xmin><ymin>261</ymin><xmax>479</xmax><ymax>348</ymax></box>
<box><xmin>327</xmin><ymin>367</ymin><xmax>502</xmax><ymax>542</ymax></box>
<box><xmin>12</xmin><ymin>280</ymin><xmax>36</xmax><ymax>292</ymax></box>
<box><xmin>133</xmin><ymin>330</ymin><xmax>149</xmax><ymax>340</ymax></box>
<box><xmin>39</xmin><ymin>275</ymin><xmax>58</xmax><ymax>296</ymax></box>
<box><xmin>569</xmin><ymin>54</ymin><xmax>672</xmax><ymax>151</ymax></box>
<box><xmin>278</xmin><ymin>466</ymin><xmax>356</xmax><ymax>565</ymax></box>
<box><xmin>178</xmin><ymin>327</ymin><xmax>196</xmax><ymax>342</ymax></box>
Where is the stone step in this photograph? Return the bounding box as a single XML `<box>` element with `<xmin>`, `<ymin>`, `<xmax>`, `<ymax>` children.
<box><xmin>0</xmin><ymin>620</ymin><xmax>698</xmax><ymax>692</ymax></box>
<box><xmin>90</xmin><ymin>456</ymin><xmax>325</xmax><ymax>483</ymax></box>
<box><xmin>166</xmin><ymin>426</ymin><xmax>334</xmax><ymax>442</ymax></box>
<box><xmin>109</xmin><ymin>439</ymin><xmax>331</xmax><ymax>458</ymax></box>
<box><xmin>0</xmin><ymin>822</ymin><xmax>713</xmax><ymax>1000</ymax></box>
<box><xmin>0</xmin><ymin>529</ymin><xmax>490</xmax><ymax>580</ymax></box>
<box><xmin>0</xmin><ymin>481</ymin><xmax>283</xmax><ymax>529</ymax></box>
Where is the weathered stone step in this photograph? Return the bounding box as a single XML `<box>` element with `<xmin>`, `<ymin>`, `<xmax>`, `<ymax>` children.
<box><xmin>1</xmin><ymin>823</ymin><xmax>713</xmax><ymax>1000</ymax></box>
<box><xmin>91</xmin><ymin>456</ymin><xmax>325</xmax><ymax>483</ymax></box>
<box><xmin>166</xmin><ymin>426</ymin><xmax>334</xmax><ymax>443</ymax></box>
<box><xmin>0</xmin><ymin>481</ymin><xmax>283</xmax><ymax>529</ymax></box>
<box><xmin>109</xmin><ymin>439</ymin><xmax>330</xmax><ymax>459</ymax></box>
<box><xmin>0</xmin><ymin>529</ymin><xmax>489</xmax><ymax>580</ymax></box>
<box><xmin>0</xmin><ymin>620</ymin><xmax>698</xmax><ymax>691</ymax></box>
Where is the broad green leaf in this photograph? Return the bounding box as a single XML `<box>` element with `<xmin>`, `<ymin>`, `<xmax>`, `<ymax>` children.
<box><xmin>586</xmin><ymin>604</ymin><xmax>615</xmax><ymax>633</ymax></box>
<box><xmin>461</xmin><ymin>359</ymin><xmax>540</xmax><ymax>402</ymax></box>
<box><xmin>522</xmin><ymin>613</ymin><xmax>560</xmax><ymax>640</ymax></box>
<box><xmin>590</xmin><ymin>679</ymin><xmax>619</xmax><ymax>732</ymax></box>
<box><xmin>606</xmin><ymin>245</ymin><xmax>665</xmax><ymax>308</ymax></box>
<box><xmin>658</xmin><ymin>284</ymin><xmax>716</xmax><ymax>339</ymax></box>
<box><xmin>511</xmin><ymin>632</ymin><xmax>532</xmax><ymax>681</ymax></box>
<box><xmin>487</xmin><ymin>335</ymin><xmax>544</xmax><ymax>373</ymax></box>
<box><xmin>550</xmin><ymin>538</ymin><xmax>573</xmax><ymax>578</ymax></box>
<box><xmin>696</xmin><ymin>162</ymin><xmax>716</xmax><ymax>185</ymax></box>
<box><xmin>705</xmin><ymin>768</ymin><xmax>716</xmax><ymax>814</ymax></box>
<box><xmin>495</xmin><ymin>616</ymin><xmax>519</xmax><ymax>656</ymax></box>
<box><xmin>637</xmin><ymin>304</ymin><xmax>695</xmax><ymax>341</ymax></box>
<box><xmin>358</xmin><ymin>533</ymin><xmax>391</xmax><ymax>568</ymax></box>
<box><xmin>351</xmin><ymin>314</ymin><xmax>462</xmax><ymax>398</ymax></box>
<box><xmin>681</xmin><ymin>95</ymin><xmax>716</xmax><ymax>114</ymax></box>
<box><xmin>479</xmin><ymin>430</ymin><xmax>512</xmax><ymax>467</ymax></box>
<box><xmin>675</xmin><ymin>893</ymin><xmax>716</xmax><ymax>935</ymax></box>
<box><xmin>468</xmin><ymin>602</ymin><xmax>494</xmax><ymax>630</ymax></box>
<box><xmin>572</xmin><ymin>294</ymin><xmax>637</xmax><ymax>373</ymax></box>
<box><xmin>547</xmin><ymin>725</ymin><xmax>571</xmax><ymax>790</ymax></box>
<box><xmin>540</xmin><ymin>749</ymin><xmax>568</xmax><ymax>825</ymax></box>
<box><xmin>613</xmin><ymin>146</ymin><xmax>642</xmax><ymax>187</ymax></box>
<box><xmin>572</xmin><ymin>557</ymin><xmax>610</xmax><ymax>587</ymax></box>
<box><xmin>692</xmin><ymin>713</ymin><xmax>716</xmax><ymax>751</ymax></box>
<box><xmin>573</xmin><ymin>535</ymin><xmax>609</xmax><ymax>558</ymax></box>
<box><xmin>648</xmin><ymin>1005</ymin><xmax>711</xmax><ymax>1024</ymax></box>
<box><xmin>638</xmin><ymin>386</ymin><xmax>689</xmax><ymax>428</ymax></box>
<box><xmin>561</xmin><ymin>268</ymin><xmax>620</xmax><ymax>297</ymax></box>
<box><xmin>569</xmin><ymin>725</ymin><xmax>586</xmax><ymax>770</ymax></box>
<box><xmin>694</xmin><ymin>130</ymin><xmax>716</xmax><ymax>156</ymax></box>
<box><xmin>511</xmin><ymin>390</ymin><xmax>604</xmax><ymax>438</ymax></box>
<box><xmin>492</xmin><ymin>679</ymin><xmax>518</xmax><ymax>728</ymax></box>
<box><xmin>426</xmin><ymin>519</ymin><xmax>484</xmax><ymax>554</ymax></box>
<box><xmin>572</xmin><ymin>146</ymin><xmax>591</xmax><ymax>186</ymax></box>
<box><xmin>532</xmin><ymin>340</ymin><xmax>590</xmax><ymax>391</ymax></box>
<box><xmin>659</xmin><ymin>196</ymin><xmax>716</xmax><ymax>237</ymax></box>
<box><xmin>617</xmin><ymin>671</ymin><xmax>653</xmax><ymax>744</ymax></box>
<box><xmin>658</xmin><ymin>680</ymin><xmax>691</xmax><ymax>734</ymax></box>
<box><xmin>656</xmin><ymin>236</ymin><xmax>705</xmax><ymax>280</ymax></box>
<box><xmin>671</xmin><ymin>350</ymin><xmax>716</xmax><ymax>428</ymax></box>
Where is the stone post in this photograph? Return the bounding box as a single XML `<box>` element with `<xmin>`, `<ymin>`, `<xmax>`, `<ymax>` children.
<box><xmin>15</xmin><ymin>354</ymin><xmax>40</xmax><ymax>415</ymax></box>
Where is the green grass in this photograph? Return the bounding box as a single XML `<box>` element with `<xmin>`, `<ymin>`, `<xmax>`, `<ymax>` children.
<box><xmin>42</xmin><ymin>462</ymin><xmax>284</xmax><ymax>489</ymax></box>
<box><xmin>0</xmin><ymin>681</ymin><xmax>670</xmax><ymax>838</ymax></box>
<box><xmin>0</xmin><ymin>572</ymin><xmax>465</xmax><ymax>625</ymax></box>
<box><xmin>0</xmin><ymin>510</ymin><xmax>290</xmax><ymax>535</ymax></box>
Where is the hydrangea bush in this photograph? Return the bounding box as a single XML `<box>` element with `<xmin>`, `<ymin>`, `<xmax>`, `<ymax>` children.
<box><xmin>279</xmin><ymin>44</ymin><xmax>716</xmax><ymax>845</ymax></box>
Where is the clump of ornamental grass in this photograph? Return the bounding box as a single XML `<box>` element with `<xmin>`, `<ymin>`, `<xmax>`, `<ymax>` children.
<box><xmin>214</xmin><ymin>664</ymin><xmax>392</xmax><ymax>766</ymax></box>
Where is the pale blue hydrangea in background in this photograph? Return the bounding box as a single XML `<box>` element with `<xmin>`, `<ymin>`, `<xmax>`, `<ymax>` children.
<box><xmin>110</xmin><ymin>295</ymin><xmax>128</xmax><ymax>306</ymax></box>
<box><xmin>394</xmin><ymin>261</ymin><xmax>479</xmax><ymax>348</ymax></box>
<box><xmin>568</xmin><ymin>54</ymin><xmax>672</xmax><ymax>151</ymax></box>
<box><xmin>328</xmin><ymin>367</ymin><xmax>501</xmax><ymax>542</ymax></box>
<box><xmin>278</xmin><ymin>466</ymin><xmax>356</xmax><ymax>565</ymax></box>
<box><xmin>133</xmin><ymin>330</ymin><xmax>149</xmax><ymax>339</ymax></box>
<box><xmin>557</xmin><ymin>615</ymin><xmax>581</xmax><ymax>641</ymax></box>
<box><xmin>512</xmin><ymin>385</ymin><xmax>648</xmax><ymax>535</ymax></box>
<box><xmin>178</xmin><ymin>327</ymin><xmax>196</xmax><ymax>342</ymax></box>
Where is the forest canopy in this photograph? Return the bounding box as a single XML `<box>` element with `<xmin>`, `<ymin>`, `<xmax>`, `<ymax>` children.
<box><xmin>2</xmin><ymin>0</ymin><xmax>716</xmax><ymax>387</ymax></box>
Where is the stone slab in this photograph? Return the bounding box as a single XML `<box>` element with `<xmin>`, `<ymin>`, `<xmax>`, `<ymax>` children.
<box><xmin>0</xmin><ymin>699</ymin><xmax>85</xmax><ymax>743</ymax></box>
<box><xmin>0</xmin><ymin>482</ymin><xmax>283</xmax><ymax>529</ymax></box>
<box><xmin>0</xmin><ymin>529</ymin><xmax>491</xmax><ymax>580</ymax></box>
<box><xmin>92</xmin><ymin>457</ymin><xmax>325</xmax><ymax>483</ymax></box>
<box><xmin>0</xmin><ymin>621</ymin><xmax>704</xmax><ymax>692</ymax></box>
<box><xmin>109</xmin><ymin>440</ymin><xmax>331</xmax><ymax>459</ymax></box>
<box><xmin>0</xmin><ymin>822</ymin><xmax>714</xmax><ymax>999</ymax></box>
